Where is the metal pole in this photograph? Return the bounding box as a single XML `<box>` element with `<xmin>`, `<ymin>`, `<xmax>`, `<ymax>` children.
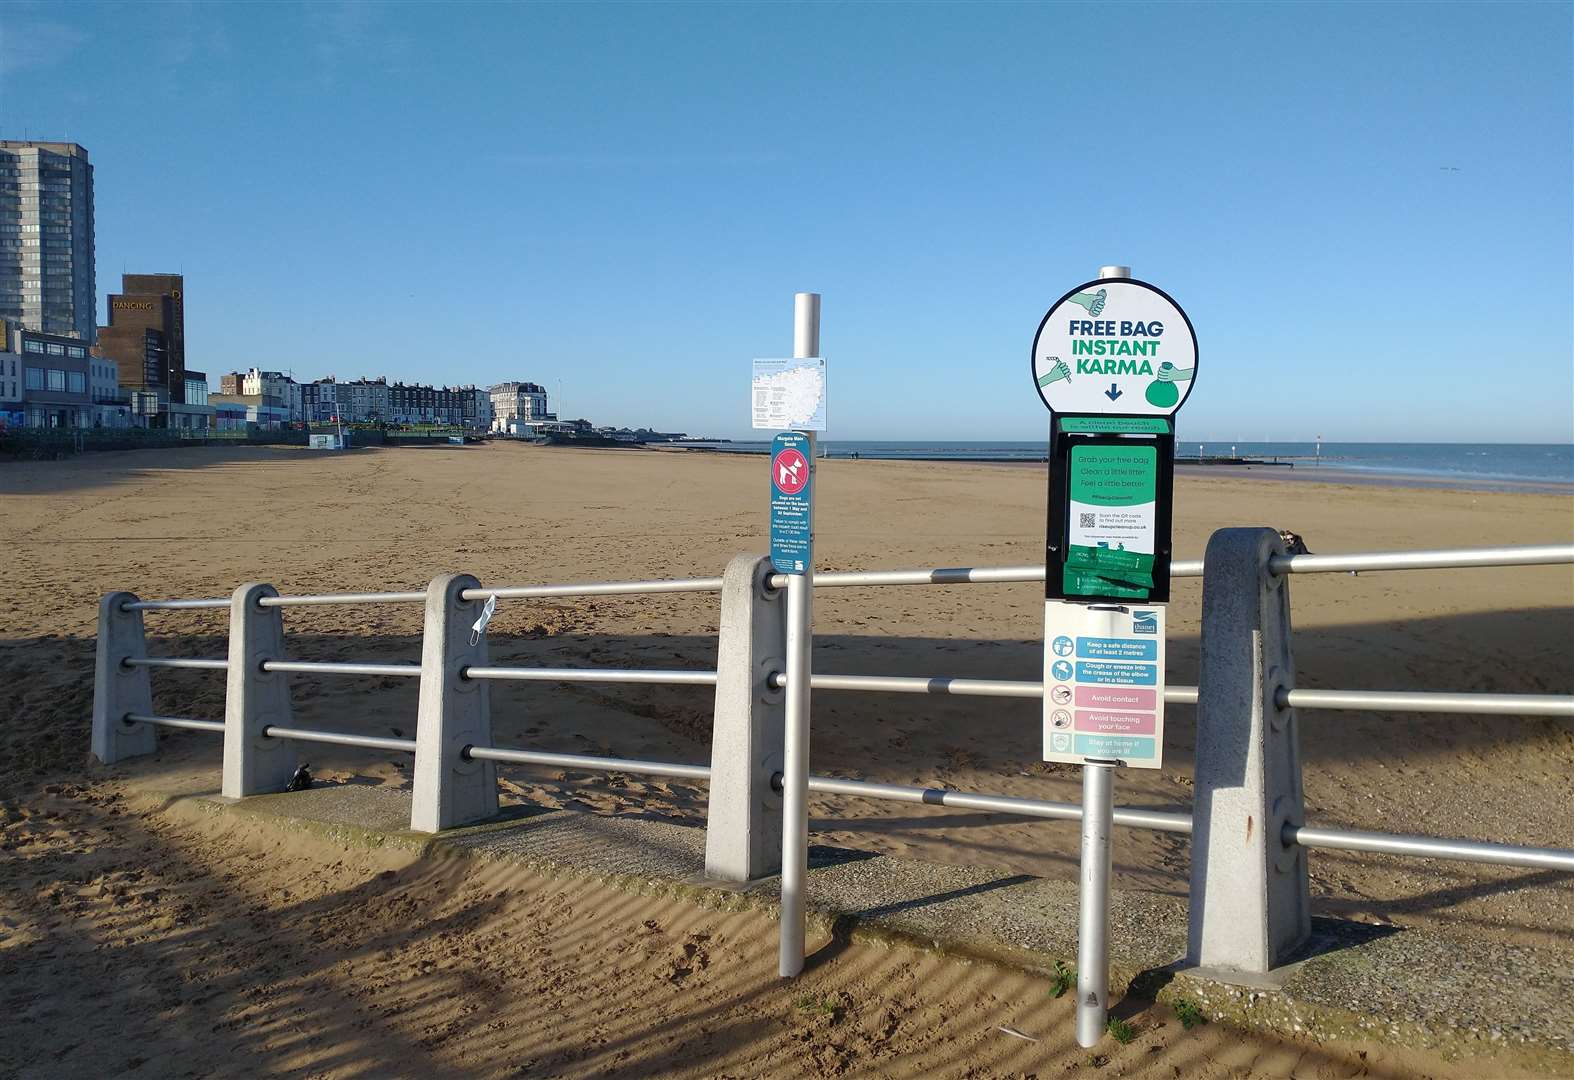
<box><xmin>1076</xmin><ymin>762</ymin><xmax>1114</xmax><ymax>1047</ymax></box>
<box><xmin>780</xmin><ymin>291</ymin><xmax>819</xmax><ymax>978</ymax></box>
<box><xmin>1073</xmin><ymin>265</ymin><xmax>1129</xmax><ymax>1046</ymax></box>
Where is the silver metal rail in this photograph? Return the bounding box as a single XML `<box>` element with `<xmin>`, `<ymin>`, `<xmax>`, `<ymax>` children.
<box><xmin>464</xmin><ymin>744</ymin><xmax>712</xmax><ymax>781</ymax></box>
<box><xmin>773</xmin><ymin>671</ymin><xmax>1198</xmax><ymax>705</ymax></box>
<box><xmin>1269</xmin><ymin>543</ymin><xmax>1574</xmax><ymax>575</ymax></box>
<box><xmin>787</xmin><ymin>774</ymin><xmax>1570</xmax><ymax>871</ymax></box>
<box><xmin>261</xmin><ymin>660</ymin><xmax>421</xmax><ymax>677</ymax></box>
<box><xmin>261</xmin><ymin>725</ymin><xmax>416</xmax><ymax>753</ymax></box>
<box><xmin>122</xmin><ymin>598</ymin><xmax>229</xmax><ymax>611</ymax></box>
<box><xmin>462</xmin><ymin>578</ymin><xmax>726</xmax><ymax>601</ymax></box>
<box><xmin>774</xmin><ymin>672</ymin><xmax>1568</xmax><ymax>716</ymax></box>
<box><xmin>1289</xmin><ymin>824</ymin><xmax>1574</xmax><ymax>872</ymax></box>
<box><xmin>788</xmin><ymin>773</ymin><xmax>1194</xmax><ymax>834</ymax></box>
<box><xmin>124</xmin><ymin>657</ymin><xmax>228</xmax><ymax>671</ymax></box>
<box><xmin>768</xmin><ymin>560</ymin><xmax>1206</xmax><ymax>591</ymax></box>
<box><xmin>126</xmin><ymin>713</ymin><xmax>226</xmax><ymax>734</ymax></box>
<box><xmin>259</xmin><ymin>591</ymin><xmax>427</xmax><ymax>607</ymax></box>
<box><xmin>1281</xmin><ymin>687</ymin><xmax>1574</xmax><ymax>717</ymax></box>
<box><xmin>117</xmin><ymin>543</ymin><xmax>1574</xmax><ymax>613</ymax></box>
<box><xmin>464</xmin><ymin>666</ymin><xmax>718</xmax><ymax>686</ymax></box>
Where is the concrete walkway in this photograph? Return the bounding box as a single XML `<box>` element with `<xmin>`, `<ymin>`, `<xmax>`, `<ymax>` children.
<box><xmin>128</xmin><ymin>769</ymin><xmax>1572</xmax><ymax>1070</ymax></box>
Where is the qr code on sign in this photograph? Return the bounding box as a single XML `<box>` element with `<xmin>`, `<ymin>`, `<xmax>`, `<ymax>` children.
<box><xmin>1079</xmin><ymin>513</ymin><xmax>1097</xmax><ymax>528</ymax></box>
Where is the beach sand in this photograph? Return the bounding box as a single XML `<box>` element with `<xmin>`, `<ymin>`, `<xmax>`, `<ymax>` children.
<box><xmin>1</xmin><ymin>441</ymin><xmax>1571</xmax><ymax>1074</ymax></box>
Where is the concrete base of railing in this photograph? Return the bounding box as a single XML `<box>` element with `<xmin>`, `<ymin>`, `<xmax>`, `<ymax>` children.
<box><xmin>91</xmin><ymin>592</ymin><xmax>157</xmax><ymax>764</ymax></box>
<box><xmin>1187</xmin><ymin>528</ymin><xmax>1311</xmax><ymax>975</ymax></box>
<box><xmin>704</xmin><ymin>554</ymin><xmax>787</xmax><ymax>881</ymax></box>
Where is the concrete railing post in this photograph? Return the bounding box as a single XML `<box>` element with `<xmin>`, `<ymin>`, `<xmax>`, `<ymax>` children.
<box><xmin>411</xmin><ymin>573</ymin><xmax>497</xmax><ymax>833</ymax></box>
<box><xmin>92</xmin><ymin>592</ymin><xmax>157</xmax><ymax>764</ymax></box>
<box><xmin>1187</xmin><ymin>528</ymin><xmax>1311</xmax><ymax>975</ymax></box>
<box><xmin>222</xmin><ymin>583</ymin><xmax>298</xmax><ymax>798</ymax></box>
<box><xmin>704</xmin><ymin>554</ymin><xmax>788</xmax><ymax>881</ymax></box>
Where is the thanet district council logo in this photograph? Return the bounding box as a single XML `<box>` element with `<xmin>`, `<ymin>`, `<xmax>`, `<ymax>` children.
<box><xmin>1132</xmin><ymin>611</ymin><xmax>1158</xmax><ymax>634</ymax></box>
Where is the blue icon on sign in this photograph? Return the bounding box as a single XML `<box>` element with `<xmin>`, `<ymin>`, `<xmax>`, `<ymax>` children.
<box><xmin>1052</xmin><ymin>636</ymin><xmax>1075</xmax><ymax>656</ymax></box>
<box><xmin>1051</xmin><ymin>659</ymin><xmax>1074</xmax><ymax>681</ymax></box>
<box><xmin>1133</xmin><ymin>611</ymin><xmax>1158</xmax><ymax>635</ymax></box>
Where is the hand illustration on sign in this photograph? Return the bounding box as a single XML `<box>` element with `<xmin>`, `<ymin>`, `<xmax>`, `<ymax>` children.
<box><xmin>1067</xmin><ymin>289</ymin><xmax>1107</xmax><ymax>316</ymax></box>
<box><xmin>1144</xmin><ymin>362</ymin><xmax>1195</xmax><ymax>409</ymax></box>
<box><xmin>1037</xmin><ymin>358</ymin><xmax>1072</xmax><ymax>387</ymax></box>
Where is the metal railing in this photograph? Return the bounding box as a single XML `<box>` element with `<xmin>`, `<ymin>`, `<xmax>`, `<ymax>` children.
<box><xmin>117</xmin><ymin>542</ymin><xmax>1574</xmax><ymax>612</ymax></box>
<box><xmin>98</xmin><ymin>540</ymin><xmax>1574</xmax><ymax>951</ymax></box>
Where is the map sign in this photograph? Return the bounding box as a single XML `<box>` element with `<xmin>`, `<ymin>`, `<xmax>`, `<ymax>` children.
<box><xmin>752</xmin><ymin>358</ymin><xmax>827</xmax><ymax>431</ymax></box>
<box><xmin>769</xmin><ymin>432</ymin><xmax>814</xmax><ymax>573</ymax></box>
<box><xmin>1042</xmin><ymin>602</ymin><xmax>1165</xmax><ymax>769</ymax></box>
<box><xmin>1031</xmin><ymin>279</ymin><xmax>1197</xmax><ymax>416</ymax></box>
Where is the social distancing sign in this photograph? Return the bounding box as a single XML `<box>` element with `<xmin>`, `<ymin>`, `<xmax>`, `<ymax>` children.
<box><xmin>1042</xmin><ymin>602</ymin><xmax>1166</xmax><ymax>769</ymax></box>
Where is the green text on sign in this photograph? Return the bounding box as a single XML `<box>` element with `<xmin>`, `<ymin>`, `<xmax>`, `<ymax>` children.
<box><xmin>1058</xmin><ymin>417</ymin><xmax>1171</xmax><ymax>435</ymax></box>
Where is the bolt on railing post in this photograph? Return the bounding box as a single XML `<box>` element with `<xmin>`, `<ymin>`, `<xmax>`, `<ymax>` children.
<box><xmin>91</xmin><ymin>592</ymin><xmax>157</xmax><ymax>764</ymax></box>
<box><xmin>1186</xmin><ymin>528</ymin><xmax>1311</xmax><ymax>975</ymax></box>
<box><xmin>704</xmin><ymin>554</ymin><xmax>787</xmax><ymax>881</ymax></box>
<box><xmin>222</xmin><ymin>583</ymin><xmax>298</xmax><ymax>798</ymax></box>
<box><xmin>411</xmin><ymin>573</ymin><xmax>497</xmax><ymax>832</ymax></box>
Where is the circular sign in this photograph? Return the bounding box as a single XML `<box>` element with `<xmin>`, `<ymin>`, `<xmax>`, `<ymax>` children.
<box><xmin>772</xmin><ymin>447</ymin><xmax>809</xmax><ymax>495</ymax></box>
<box><xmin>1031</xmin><ymin>278</ymin><xmax>1197</xmax><ymax>416</ymax></box>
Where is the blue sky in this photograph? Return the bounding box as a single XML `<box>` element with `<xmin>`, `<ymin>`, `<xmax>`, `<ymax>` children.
<box><xmin>3</xmin><ymin>1</ymin><xmax>1570</xmax><ymax>441</ymax></box>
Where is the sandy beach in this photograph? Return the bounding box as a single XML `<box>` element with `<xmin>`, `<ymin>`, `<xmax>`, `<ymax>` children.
<box><xmin>2</xmin><ymin>441</ymin><xmax>1571</xmax><ymax>1075</ymax></box>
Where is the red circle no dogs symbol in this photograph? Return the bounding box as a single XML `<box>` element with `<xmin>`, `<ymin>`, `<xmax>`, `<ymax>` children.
<box><xmin>773</xmin><ymin>448</ymin><xmax>809</xmax><ymax>494</ymax></box>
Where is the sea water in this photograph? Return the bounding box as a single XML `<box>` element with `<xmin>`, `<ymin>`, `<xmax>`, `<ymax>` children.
<box><xmin>683</xmin><ymin>441</ymin><xmax>1574</xmax><ymax>489</ymax></box>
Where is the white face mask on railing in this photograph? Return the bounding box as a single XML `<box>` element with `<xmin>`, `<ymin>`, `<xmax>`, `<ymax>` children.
<box><xmin>469</xmin><ymin>593</ymin><xmax>498</xmax><ymax>647</ymax></box>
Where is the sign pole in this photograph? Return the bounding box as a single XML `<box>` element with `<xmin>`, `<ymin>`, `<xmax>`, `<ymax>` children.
<box><xmin>1072</xmin><ymin>263</ymin><xmax>1128</xmax><ymax>1047</ymax></box>
<box><xmin>779</xmin><ymin>291</ymin><xmax>819</xmax><ymax>978</ymax></box>
<box><xmin>1077</xmin><ymin>749</ymin><xmax>1115</xmax><ymax>1046</ymax></box>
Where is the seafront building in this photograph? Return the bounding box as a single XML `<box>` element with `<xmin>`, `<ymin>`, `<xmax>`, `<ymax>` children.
<box><xmin>241</xmin><ymin>368</ymin><xmax>303</xmax><ymax>421</ymax></box>
<box><xmin>0</xmin><ymin>317</ymin><xmax>103</xmax><ymax>429</ymax></box>
<box><xmin>94</xmin><ymin>273</ymin><xmax>193</xmax><ymax>426</ymax></box>
<box><xmin>0</xmin><ymin>141</ymin><xmax>96</xmax><ymax>343</ymax></box>
<box><xmin>489</xmin><ymin>381</ymin><xmax>551</xmax><ymax>435</ymax></box>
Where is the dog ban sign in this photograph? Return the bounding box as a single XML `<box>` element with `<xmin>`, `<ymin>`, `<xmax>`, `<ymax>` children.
<box><xmin>1032</xmin><ymin>278</ymin><xmax>1198</xmax><ymax>416</ymax></box>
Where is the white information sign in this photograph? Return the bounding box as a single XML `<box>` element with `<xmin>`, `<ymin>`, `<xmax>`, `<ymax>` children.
<box><xmin>752</xmin><ymin>357</ymin><xmax>827</xmax><ymax>431</ymax></box>
<box><xmin>1031</xmin><ymin>279</ymin><xmax>1197</xmax><ymax>416</ymax></box>
<box><xmin>1042</xmin><ymin>601</ymin><xmax>1165</xmax><ymax>769</ymax></box>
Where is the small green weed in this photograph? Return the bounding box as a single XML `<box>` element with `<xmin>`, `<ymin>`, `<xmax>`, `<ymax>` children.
<box><xmin>1106</xmin><ymin>1017</ymin><xmax>1136</xmax><ymax>1045</ymax></box>
<box><xmin>794</xmin><ymin>994</ymin><xmax>840</xmax><ymax>1019</ymax></box>
<box><xmin>1172</xmin><ymin>998</ymin><xmax>1207</xmax><ymax>1030</ymax></box>
<box><xmin>1049</xmin><ymin>960</ymin><xmax>1076</xmax><ymax>999</ymax></box>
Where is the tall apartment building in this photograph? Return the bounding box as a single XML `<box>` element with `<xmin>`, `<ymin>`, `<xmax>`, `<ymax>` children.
<box><xmin>0</xmin><ymin>142</ymin><xmax>96</xmax><ymax>342</ymax></box>
<box><xmin>96</xmin><ymin>273</ymin><xmax>185</xmax><ymax>403</ymax></box>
